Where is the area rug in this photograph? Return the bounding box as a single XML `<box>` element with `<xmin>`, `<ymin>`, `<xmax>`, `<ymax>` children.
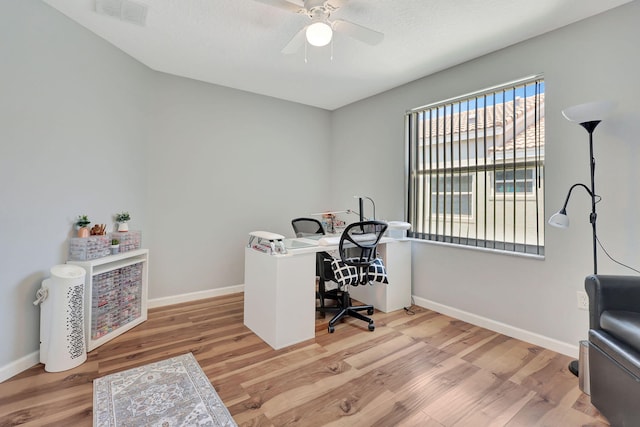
<box><xmin>93</xmin><ymin>353</ymin><xmax>237</xmax><ymax>427</ymax></box>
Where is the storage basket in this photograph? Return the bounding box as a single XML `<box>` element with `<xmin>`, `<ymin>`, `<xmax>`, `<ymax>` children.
<box><xmin>68</xmin><ymin>235</ymin><xmax>110</xmax><ymax>261</ymax></box>
<box><xmin>109</xmin><ymin>230</ymin><xmax>142</xmax><ymax>253</ymax></box>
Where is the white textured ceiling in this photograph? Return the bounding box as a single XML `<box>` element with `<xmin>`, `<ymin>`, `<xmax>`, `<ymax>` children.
<box><xmin>42</xmin><ymin>0</ymin><xmax>631</xmax><ymax>110</ymax></box>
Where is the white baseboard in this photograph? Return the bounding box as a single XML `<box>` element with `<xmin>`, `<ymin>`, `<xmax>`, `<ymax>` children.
<box><xmin>0</xmin><ymin>351</ymin><xmax>39</xmax><ymax>383</ymax></box>
<box><xmin>148</xmin><ymin>284</ymin><xmax>244</xmax><ymax>309</ymax></box>
<box><xmin>412</xmin><ymin>296</ymin><xmax>579</xmax><ymax>358</ymax></box>
<box><xmin>1</xmin><ymin>285</ymin><xmax>245</xmax><ymax>383</ymax></box>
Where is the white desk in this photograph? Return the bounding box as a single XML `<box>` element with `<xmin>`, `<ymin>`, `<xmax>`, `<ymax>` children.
<box><xmin>243</xmin><ymin>237</ymin><xmax>411</xmax><ymax>350</ymax></box>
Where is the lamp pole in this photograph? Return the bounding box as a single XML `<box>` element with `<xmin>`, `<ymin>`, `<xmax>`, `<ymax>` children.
<box><xmin>579</xmin><ymin>120</ymin><xmax>601</xmax><ymax>274</ymax></box>
<box><xmin>554</xmin><ymin>101</ymin><xmax>614</xmax><ymax>379</ymax></box>
<box><xmin>560</xmin><ymin>122</ymin><xmax>601</xmax><ymax>378</ymax></box>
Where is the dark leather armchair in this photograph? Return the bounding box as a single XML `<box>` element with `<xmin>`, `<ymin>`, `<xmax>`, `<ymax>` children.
<box><xmin>585</xmin><ymin>275</ymin><xmax>640</xmax><ymax>426</ymax></box>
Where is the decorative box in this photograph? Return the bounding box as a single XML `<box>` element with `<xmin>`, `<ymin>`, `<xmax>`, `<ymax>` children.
<box><xmin>68</xmin><ymin>235</ymin><xmax>111</xmax><ymax>261</ymax></box>
<box><xmin>110</xmin><ymin>230</ymin><xmax>142</xmax><ymax>253</ymax></box>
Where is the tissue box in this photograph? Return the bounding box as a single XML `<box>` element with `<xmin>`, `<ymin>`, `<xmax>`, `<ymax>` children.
<box><xmin>388</xmin><ymin>229</ymin><xmax>407</xmax><ymax>239</ymax></box>
<box><xmin>386</xmin><ymin>221</ymin><xmax>411</xmax><ymax>239</ymax></box>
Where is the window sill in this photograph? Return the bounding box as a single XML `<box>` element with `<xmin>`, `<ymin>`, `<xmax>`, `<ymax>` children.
<box><xmin>408</xmin><ymin>237</ymin><xmax>545</xmax><ymax>260</ymax></box>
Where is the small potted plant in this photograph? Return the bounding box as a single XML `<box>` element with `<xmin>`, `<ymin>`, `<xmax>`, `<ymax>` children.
<box><xmin>75</xmin><ymin>215</ymin><xmax>91</xmax><ymax>238</ymax></box>
<box><xmin>115</xmin><ymin>211</ymin><xmax>131</xmax><ymax>232</ymax></box>
<box><xmin>110</xmin><ymin>239</ymin><xmax>120</xmax><ymax>255</ymax></box>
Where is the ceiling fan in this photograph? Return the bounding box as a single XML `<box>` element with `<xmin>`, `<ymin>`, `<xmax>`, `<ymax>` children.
<box><xmin>252</xmin><ymin>0</ymin><xmax>384</xmax><ymax>54</ymax></box>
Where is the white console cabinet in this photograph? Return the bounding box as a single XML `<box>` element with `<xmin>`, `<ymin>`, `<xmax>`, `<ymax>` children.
<box><xmin>68</xmin><ymin>249</ymin><xmax>148</xmax><ymax>351</ymax></box>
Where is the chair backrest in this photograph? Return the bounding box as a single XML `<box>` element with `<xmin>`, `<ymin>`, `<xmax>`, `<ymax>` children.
<box><xmin>291</xmin><ymin>217</ymin><xmax>325</xmax><ymax>237</ymax></box>
<box><xmin>338</xmin><ymin>221</ymin><xmax>388</xmax><ymax>268</ymax></box>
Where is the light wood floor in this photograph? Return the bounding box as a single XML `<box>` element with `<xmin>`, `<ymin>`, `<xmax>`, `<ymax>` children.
<box><xmin>0</xmin><ymin>293</ymin><xmax>609</xmax><ymax>426</ymax></box>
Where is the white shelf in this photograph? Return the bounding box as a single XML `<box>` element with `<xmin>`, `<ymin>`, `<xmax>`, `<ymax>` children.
<box><xmin>68</xmin><ymin>249</ymin><xmax>148</xmax><ymax>352</ymax></box>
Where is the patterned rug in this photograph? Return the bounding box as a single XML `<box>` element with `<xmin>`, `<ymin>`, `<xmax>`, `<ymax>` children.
<box><xmin>93</xmin><ymin>353</ymin><xmax>237</xmax><ymax>426</ymax></box>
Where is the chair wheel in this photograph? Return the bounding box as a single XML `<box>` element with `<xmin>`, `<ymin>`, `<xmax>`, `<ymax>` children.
<box><xmin>328</xmin><ymin>326</ymin><xmax>335</xmax><ymax>333</ymax></box>
<box><xmin>367</xmin><ymin>308</ymin><xmax>374</xmax><ymax>315</ymax></box>
<box><xmin>368</xmin><ymin>323</ymin><xmax>375</xmax><ymax>331</ymax></box>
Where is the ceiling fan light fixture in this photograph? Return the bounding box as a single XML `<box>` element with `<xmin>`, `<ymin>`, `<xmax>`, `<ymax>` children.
<box><xmin>306</xmin><ymin>21</ymin><xmax>333</xmax><ymax>47</ymax></box>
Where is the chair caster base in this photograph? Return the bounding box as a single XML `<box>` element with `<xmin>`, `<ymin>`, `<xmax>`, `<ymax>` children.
<box><xmin>368</xmin><ymin>323</ymin><xmax>375</xmax><ymax>331</ymax></box>
<box><xmin>328</xmin><ymin>325</ymin><xmax>335</xmax><ymax>333</ymax></box>
<box><xmin>367</xmin><ymin>308</ymin><xmax>374</xmax><ymax>315</ymax></box>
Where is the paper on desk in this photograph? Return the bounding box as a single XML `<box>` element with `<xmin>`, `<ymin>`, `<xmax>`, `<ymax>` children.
<box><xmin>285</xmin><ymin>238</ymin><xmax>319</xmax><ymax>249</ymax></box>
<box><xmin>318</xmin><ymin>233</ymin><xmax>377</xmax><ymax>246</ymax></box>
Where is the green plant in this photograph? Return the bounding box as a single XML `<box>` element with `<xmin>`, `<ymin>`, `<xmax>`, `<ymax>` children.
<box><xmin>75</xmin><ymin>215</ymin><xmax>90</xmax><ymax>228</ymax></box>
<box><xmin>111</xmin><ymin>239</ymin><xmax>120</xmax><ymax>246</ymax></box>
<box><xmin>115</xmin><ymin>211</ymin><xmax>130</xmax><ymax>223</ymax></box>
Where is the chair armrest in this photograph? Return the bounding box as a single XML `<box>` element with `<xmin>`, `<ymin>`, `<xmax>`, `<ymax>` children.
<box><xmin>585</xmin><ymin>275</ymin><xmax>640</xmax><ymax>330</ymax></box>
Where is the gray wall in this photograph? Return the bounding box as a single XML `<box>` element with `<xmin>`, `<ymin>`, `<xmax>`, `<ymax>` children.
<box><xmin>1</xmin><ymin>0</ymin><xmax>149</xmax><ymax>372</ymax></box>
<box><xmin>330</xmin><ymin>1</ymin><xmax>640</xmax><ymax>354</ymax></box>
<box><xmin>0</xmin><ymin>0</ymin><xmax>330</xmax><ymax>375</ymax></box>
<box><xmin>144</xmin><ymin>74</ymin><xmax>331</xmax><ymax>298</ymax></box>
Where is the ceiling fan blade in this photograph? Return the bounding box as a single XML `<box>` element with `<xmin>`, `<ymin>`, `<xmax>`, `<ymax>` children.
<box><xmin>252</xmin><ymin>0</ymin><xmax>305</xmax><ymax>14</ymax></box>
<box><xmin>281</xmin><ymin>26</ymin><xmax>307</xmax><ymax>54</ymax></box>
<box><xmin>325</xmin><ymin>0</ymin><xmax>350</xmax><ymax>11</ymax></box>
<box><xmin>333</xmin><ymin>19</ymin><xmax>384</xmax><ymax>45</ymax></box>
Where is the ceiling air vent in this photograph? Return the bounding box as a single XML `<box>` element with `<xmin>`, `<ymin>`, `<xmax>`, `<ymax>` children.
<box><xmin>95</xmin><ymin>0</ymin><xmax>147</xmax><ymax>26</ymax></box>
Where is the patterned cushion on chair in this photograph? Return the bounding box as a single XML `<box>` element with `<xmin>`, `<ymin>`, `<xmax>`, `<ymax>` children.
<box><xmin>330</xmin><ymin>259</ymin><xmax>361</xmax><ymax>287</ymax></box>
<box><xmin>330</xmin><ymin>258</ymin><xmax>389</xmax><ymax>287</ymax></box>
<box><xmin>365</xmin><ymin>258</ymin><xmax>389</xmax><ymax>284</ymax></box>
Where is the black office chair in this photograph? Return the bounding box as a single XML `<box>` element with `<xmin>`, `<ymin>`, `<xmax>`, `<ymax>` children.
<box><xmin>325</xmin><ymin>220</ymin><xmax>388</xmax><ymax>333</ymax></box>
<box><xmin>291</xmin><ymin>218</ymin><xmax>338</xmax><ymax>315</ymax></box>
<box><xmin>291</xmin><ymin>217</ymin><xmax>324</xmax><ymax>237</ymax></box>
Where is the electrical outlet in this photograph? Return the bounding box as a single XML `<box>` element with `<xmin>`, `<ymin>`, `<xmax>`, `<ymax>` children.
<box><xmin>577</xmin><ymin>290</ymin><xmax>589</xmax><ymax>310</ymax></box>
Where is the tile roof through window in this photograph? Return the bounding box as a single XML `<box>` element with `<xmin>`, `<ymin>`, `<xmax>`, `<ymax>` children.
<box><xmin>416</xmin><ymin>93</ymin><xmax>545</xmax><ymax>154</ymax></box>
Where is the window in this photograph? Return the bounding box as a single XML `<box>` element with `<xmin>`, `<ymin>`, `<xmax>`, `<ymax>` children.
<box><xmin>494</xmin><ymin>168</ymin><xmax>535</xmax><ymax>196</ymax></box>
<box><xmin>431</xmin><ymin>174</ymin><xmax>473</xmax><ymax>216</ymax></box>
<box><xmin>406</xmin><ymin>76</ymin><xmax>545</xmax><ymax>255</ymax></box>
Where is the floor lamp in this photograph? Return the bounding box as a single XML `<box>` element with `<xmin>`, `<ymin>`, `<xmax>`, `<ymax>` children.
<box><xmin>548</xmin><ymin>100</ymin><xmax>615</xmax><ymax>376</ymax></box>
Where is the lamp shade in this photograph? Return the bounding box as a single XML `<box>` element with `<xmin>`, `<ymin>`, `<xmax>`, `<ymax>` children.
<box><xmin>306</xmin><ymin>21</ymin><xmax>332</xmax><ymax>47</ymax></box>
<box><xmin>562</xmin><ymin>100</ymin><xmax>615</xmax><ymax>123</ymax></box>
<box><xmin>548</xmin><ymin>211</ymin><xmax>570</xmax><ymax>229</ymax></box>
